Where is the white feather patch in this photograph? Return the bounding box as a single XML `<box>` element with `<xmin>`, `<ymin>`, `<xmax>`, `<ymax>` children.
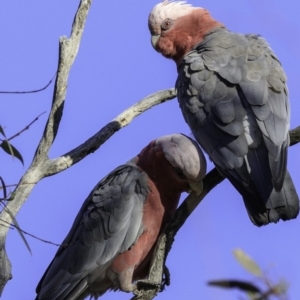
<box><xmin>149</xmin><ymin>1</ymin><xmax>201</xmax><ymax>25</ymax></box>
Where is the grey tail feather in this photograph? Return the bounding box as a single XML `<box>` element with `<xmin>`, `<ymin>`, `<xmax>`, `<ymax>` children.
<box><xmin>56</xmin><ymin>278</ymin><xmax>88</xmax><ymax>300</ymax></box>
<box><xmin>272</xmin><ymin>170</ymin><xmax>299</xmax><ymax>221</ymax></box>
<box><xmin>219</xmin><ymin>160</ymin><xmax>299</xmax><ymax>226</ymax></box>
<box><xmin>35</xmin><ymin>277</ymin><xmax>88</xmax><ymax>300</ymax></box>
<box><xmin>243</xmin><ymin>170</ymin><xmax>299</xmax><ymax>226</ymax></box>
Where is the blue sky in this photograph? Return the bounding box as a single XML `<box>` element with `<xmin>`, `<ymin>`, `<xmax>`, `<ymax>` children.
<box><xmin>1</xmin><ymin>0</ymin><xmax>300</xmax><ymax>299</ymax></box>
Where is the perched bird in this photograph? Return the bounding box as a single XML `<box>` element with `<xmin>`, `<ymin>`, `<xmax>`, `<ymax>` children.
<box><xmin>36</xmin><ymin>134</ymin><xmax>206</xmax><ymax>300</ymax></box>
<box><xmin>148</xmin><ymin>1</ymin><xmax>299</xmax><ymax>226</ymax></box>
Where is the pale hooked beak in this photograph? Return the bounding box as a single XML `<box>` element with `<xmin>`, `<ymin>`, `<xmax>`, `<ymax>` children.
<box><xmin>151</xmin><ymin>34</ymin><xmax>161</xmax><ymax>49</ymax></box>
<box><xmin>188</xmin><ymin>180</ymin><xmax>203</xmax><ymax>196</ymax></box>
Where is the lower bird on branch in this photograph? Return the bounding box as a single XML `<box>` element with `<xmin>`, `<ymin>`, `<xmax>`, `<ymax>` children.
<box><xmin>35</xmin><ymin>133</ymin><xmax>206</xmax><ymax>300</ymax></box>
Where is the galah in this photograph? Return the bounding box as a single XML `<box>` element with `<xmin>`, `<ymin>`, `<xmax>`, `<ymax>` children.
<box><xmin>35</xmin><ymin>134</ymin><xmax>206</xmax><ymax>300</ymax></box>
<box><xmin>148</xmin><ymin>1</ymin><xmax>299</xmax><ymax>226</ymax></box>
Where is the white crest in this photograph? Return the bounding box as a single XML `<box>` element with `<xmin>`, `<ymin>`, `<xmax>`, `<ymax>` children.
<box><xmin>149</xmin><ymin>1</ymin><xmax>201</xmax><ymax>25</ymax></box>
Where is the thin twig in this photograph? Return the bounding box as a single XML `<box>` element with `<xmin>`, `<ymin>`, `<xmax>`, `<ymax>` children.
<box><xmin>0</xmin><ymin>219</ymin><xmax>61</xmax><ymax>247</ymax></box>
<box><xmin>1</xmin><ymin>112</ymin><xmax>46</xmax><ymax>142</ymax></box>
<box><xmin>0</xmin><ymin>204</ymin><xmax>31</xmax><ymax>254</ymax></box>
<box><xmin>0</xmin><ymin>184</ymin><xmax>17</xmax><ymax>190</ymax></box>
<box><xmin>0</xmin><ymin>0</ymin><xmax>93</xmax><ymax>294</ymax></box>
<box><xmin>45</xmin><ymin>88</ymin><xmax>176</xmax><ymax>176</ymax></box>
<box><xmin>0</xmin><ymin>73</ymin><xmax>56</xmax><ymax>94</ymax></box>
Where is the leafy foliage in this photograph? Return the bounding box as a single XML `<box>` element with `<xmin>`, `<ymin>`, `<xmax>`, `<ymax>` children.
<box><xmin>233</xmin><ymin>248</ymin><xmax>262</xmax><ymax>277</ymax></box>
<box><xmin>208</xmin><ymin>249</ymin><xmax>288</xmax><ymax>300</ymax></box>
<box><xmin>0</xmin><ymin>126</ymin><xmax>24</xmax><ymax>165</ymax></box>
<box><xmin>0</xmin><ymin>125</ymin><xmax>30</xmax><ymax>254</ymax></box>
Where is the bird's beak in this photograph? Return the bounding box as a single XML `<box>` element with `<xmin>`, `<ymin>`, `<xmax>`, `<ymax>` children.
<box><xmin>151</xmin><ymin>34</ymin><xmax>160</xmax><ymax>49</ymax></box>
<box><xmin>188</xmin><ymin>180</ymin><xmax>203</xmax><ymax>196</ymax></box>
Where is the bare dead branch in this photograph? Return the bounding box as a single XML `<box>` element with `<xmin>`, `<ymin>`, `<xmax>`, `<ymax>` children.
<box><xmin>45</xmin><ymin>88</ymin><xmax>176</xmax><ymax>176</ymax></box>
<box><xmin>0</xmin><ymin>73</ymin><xmax>55</xmax><ymax>94</ymax></box>
<box><xmin>133</xmin><ymin>127</ymin><xmax>300</xmax><ymax>300</ymax></box>
<box><xmin>0</xmin><ymin>0</ymin><xmax>176</xmax><ymax>294</ymax></box>
<box><xmin>0</xmin><ymin>0</ymin><xmax>92</xmax><ymax>294</ymax></box>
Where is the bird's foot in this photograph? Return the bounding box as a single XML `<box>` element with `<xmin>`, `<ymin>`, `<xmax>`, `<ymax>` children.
<box><xmin>132</xmin><ymin>265</ymin><xmax>171</xmax><ymax>298</ymax></box>
<box><xmin>136</xmin><ymin>279</ymin><xmax>160</xmax><ymax>291</ymax></box>
<box><xmin>160</xmin><ymin>265</ymin><xmax>170</xmax><ymax>291</ymax></box>
<box><xmin>131</xmin><ymin>280</ymin><xmax>160</xmax><ymax>300</ymax></box>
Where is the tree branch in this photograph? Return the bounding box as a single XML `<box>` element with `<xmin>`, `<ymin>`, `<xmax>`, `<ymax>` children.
<box><xmin>0</xmin><ymin>0</ymin><xmax>176</xmax><ymax>292</ymax></box>
<box><xmin>45</xmin><ymin>88</ymin><xmax>176</xmax><ymax>176</ymax></box>
<box><xmin>36</xmin><ymin>0</ymin><xmax>92</xmax><ymax>160</ymax></box>
<box><xmin>0</xmin><ymin>0</ymin><xmax>92</xmax><ymax>294</ymax></box>
<box><xmin>133</xmin><ymin>127</ymin><xmax>300</xmax><ymax>300</ymax></box>
<box><xmin>0</xmin><ymin>3</ymin><xmax>175</xmax><ymax>290</ymax></box>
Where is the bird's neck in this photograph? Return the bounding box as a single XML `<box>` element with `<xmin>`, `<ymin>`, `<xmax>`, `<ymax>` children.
<box><xmin>172</xmin><ymin>10</ymin><xmax>224</xmax><ymax>66</ymax></box>
<box><xmin>136</xmin><ymin>144</ymin><xmax>187</xmax><ymax>195</ymax></box>
<box><xmin>135</xmin><ymin>147</ymin><xmax>183</xmax><ymax>218</ymax></box>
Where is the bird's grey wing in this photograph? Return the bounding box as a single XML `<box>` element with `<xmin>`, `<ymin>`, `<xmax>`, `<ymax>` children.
<box><xmin>177</xmin><ymin>28</ymin><xmax>297</xmax><ymax>225</ymax></box>
<box><xmin>177</xmin><ymin>29</ymin><xmax>249</xmax><ymax>172</ymax></box>
<box><xmin>239</xmin><ymin>33</ymin><xmax>290</xmax><ymax>190</ymax></box>
<box><xmin>36</xmin><ymin>164</ymin><xmax>150</xmax><ymax>299</ymax></box>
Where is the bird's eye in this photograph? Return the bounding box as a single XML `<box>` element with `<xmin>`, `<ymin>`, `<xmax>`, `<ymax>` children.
<box><xmin>175</xmin><ymin>167</ymin><xmax>187</xmax><ymax>180</ymax></box>
<box><xmin>161</xmin><ymin>18</ymin><xmax>173</xmax><ymax>31</ymax></box>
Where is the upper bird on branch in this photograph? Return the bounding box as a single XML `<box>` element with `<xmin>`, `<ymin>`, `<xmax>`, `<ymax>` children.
<box><xmin>148</xmin><ymin>0</ymin><xmax>299</xmax><ymax>226</ymax></box>
<box><xmin>35</xmin><ymin>133</ymin><xmax>206</xmax><ymax>300</ymax></box>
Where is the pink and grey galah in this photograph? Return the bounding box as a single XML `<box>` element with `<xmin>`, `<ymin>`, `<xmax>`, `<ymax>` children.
<box><xmin>148</xmin><ymin>1</ymin><xmax>299</xmax><ymax>226</ymax></box>
<box><xmin>35</xmin><ymin>134</ymin><xmax>206</xmax><ymax>300</ymax></box>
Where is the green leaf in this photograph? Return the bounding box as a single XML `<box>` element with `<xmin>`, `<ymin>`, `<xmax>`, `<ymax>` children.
<box><xmin>0</xmin><ymin>176</ymin><xmax>7</xmax><ymax>200</ymax></box>
<box><xmin>208</xmin><ymin>279</ymin><xmax>262</xmax><ymax>293</ymax></box>
<box><xmin>0</xmin><ymin>140</ymin><xmax>24</xmax><ymax>165</ymax></box>
<box><xmin>233</xmin><ymin>249</ymin><xmax>262</xmax><ymax>276</ymax></box>
<box><xmin>0</xmin><ymin>126</ymin><xmax>6</xmax><ymax>137</ymax></box>
<box><xmin>3</xmin><ymin>206</ymin><xmax>32</xmax><ymax>255</ymax></box>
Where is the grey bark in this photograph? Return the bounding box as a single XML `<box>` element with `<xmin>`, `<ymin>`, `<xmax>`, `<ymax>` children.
<box><xmin>0</xmin><ymin>0</ymin><xmax>175</xmax><ymax>295</ymax></box>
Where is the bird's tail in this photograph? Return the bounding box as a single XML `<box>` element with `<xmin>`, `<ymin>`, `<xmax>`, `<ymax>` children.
<box><xmin>243</xmin><ymin>170</ymin><xmax>299</xmax><ymax>226</ymax></box>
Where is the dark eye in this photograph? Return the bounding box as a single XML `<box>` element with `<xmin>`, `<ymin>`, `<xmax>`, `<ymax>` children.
<box><xmin>175</xmin><ymin>167</ymin><xmax>187</xmax><ymax>180</ymax></box>
<box><xmin>161</xmin><ymin>18</ymin><xmax>173</xmax><ymax>31</ymax></box>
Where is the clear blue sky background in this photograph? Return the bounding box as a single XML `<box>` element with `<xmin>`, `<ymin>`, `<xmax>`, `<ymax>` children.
<box><xmin>1</xmin><ymin>1</ymin><xmax>300</xmax><ymax>299</ymax></box>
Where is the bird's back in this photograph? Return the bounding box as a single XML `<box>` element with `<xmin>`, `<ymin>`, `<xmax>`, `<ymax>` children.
<box><xmin>176</xmin><ymin>28</ymin><xmax>299</xmax><ymax>225</ymax></box>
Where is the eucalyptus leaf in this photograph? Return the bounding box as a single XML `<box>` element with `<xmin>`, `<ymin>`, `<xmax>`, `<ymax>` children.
<box><xmin>0</xmin><ymin>176</ymin><xmax>7</xmax><ymax>200</ymax></box>
<box><xmin>3</xmin><ymin>206</ymin><xmax>31</xmax><ymax>255</ymax></box>
<box><xmin>208</xmin><ymin>279</ymin><xmax>261</xmax><ymax>293</ymax></box>
<box><xmin>1</xmin><ymin>140</ymin><xmax>24</xmax><ymax>165</ymax></box>
<box><xmin>0</xmin><ymin>126</ymin><xmax>6</xmax><ymax>137</ymax></box>
<box><xmin>233</xmin><ymin>249</ymin><xmax>262</xmax><ymax>276</ymax></box>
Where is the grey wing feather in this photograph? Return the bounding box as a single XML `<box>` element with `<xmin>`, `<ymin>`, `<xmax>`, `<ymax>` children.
<box><xmin>36</xmin><ymin>164</ymin><xmax>150</xmax><ymax>299</ymax></box>
<box><xmin>177</xmin><ymin>28</ymin><xmax>299</xmax><ymax>225</ymax></box>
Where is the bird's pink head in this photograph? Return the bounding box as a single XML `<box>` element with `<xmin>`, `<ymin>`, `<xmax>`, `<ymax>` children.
<box><xmin>148</xmin><ymin>1</ymin><xmax>223</xmax><ymax>65</ymax></box>
<box><xmin>137</xmin><ymin>134</ymin><xmax>207</xmax><ymax>195</ymax></box>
